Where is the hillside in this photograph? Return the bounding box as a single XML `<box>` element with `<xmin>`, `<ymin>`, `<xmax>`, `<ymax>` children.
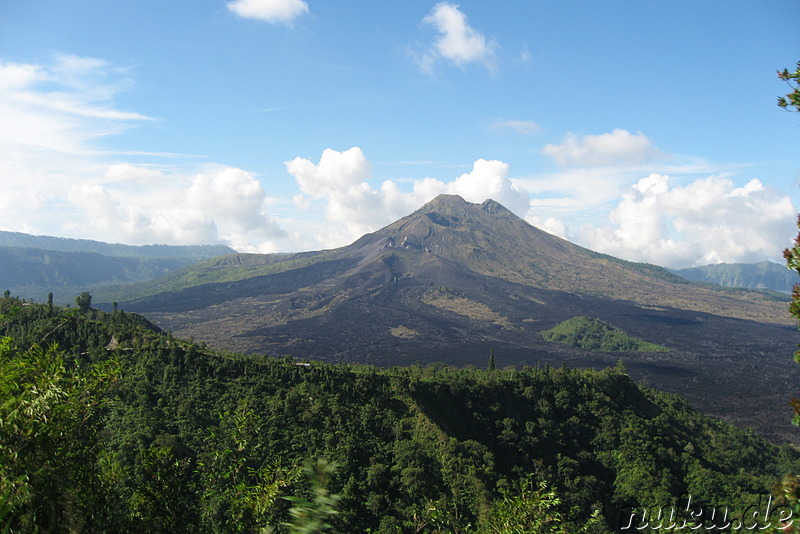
<box><xmin>2</xmin><ymin>297</ymin><xmax>799</xmax><ymax>533</ymax></box>
<box><xmin>673</xmin><ymin>260</ymin><xmax>797</xmax><ymax>294</ymax></box>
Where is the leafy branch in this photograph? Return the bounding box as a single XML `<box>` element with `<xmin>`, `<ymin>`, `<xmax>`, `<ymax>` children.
<box><xmin>778</xmin><ymin>61</ymin><xmax>800</xmax><ymax>112</ymax></box>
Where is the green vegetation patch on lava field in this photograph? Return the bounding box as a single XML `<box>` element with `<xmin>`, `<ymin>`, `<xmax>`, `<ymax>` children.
<box><xmin>542</xmin><ymin>316</ymin><xmax>670</xmax><ymax>352</ymax></box>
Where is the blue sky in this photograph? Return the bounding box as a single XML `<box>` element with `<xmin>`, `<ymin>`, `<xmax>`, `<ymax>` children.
<box><xmin>1</xmin><ymin>0</ymin><xmax>798</xmax><ymax>268</ymax></box>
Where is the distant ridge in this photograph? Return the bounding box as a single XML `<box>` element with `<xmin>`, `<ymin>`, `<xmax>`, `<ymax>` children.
<box><xmin>672</xmin><ymin>260</ymin><xmax>797</xmax><ymax>294</ymax></box>
<box><xmin>0</xmin><ymin>231</ymin><xmax>234</xmax><ymax>304</ymax></box>
<box><xmin>0</xmin><ymin>230</ymin><xmax>234</xmax><ymax>259</ymax></box>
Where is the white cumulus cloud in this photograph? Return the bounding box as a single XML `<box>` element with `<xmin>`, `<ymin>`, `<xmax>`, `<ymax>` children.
<box><xmin>289</xmin><ymin>147</ymin><xmax>372</xmax><ymax>198</ymax></box>
<box><xmin>187</xmin><ymin>167</ymin><xmax>284</xmax><ymax>237</ymax></box>
<box><xmin>67</xmin><ymin>165</ymin><xmax>285</xmax><ymax>250</ymax></box>
<box><xmin>227</xmin><ymin>0</ymin><xmax>309</xmax><ymax>24</ymax></box>
<box><xmin>286</xmin><ymin>147</ymin><xmax>383</xmax><ymax>244</ymax></box>
<box><xmin>68</xmin><ymin>182</ymin><xmax>219</xmax><ymax>245</ymax></box>
<box><xmin>578</xmin><ymin>174</ymin><xmax>796</xmax><ymax>268</ymax></box>
<box><xmin>448</xmin><ymin>159</ymin><xmax>529</xmax><ymax>215</ymax></box>
<box><xmin>412</xmin><ymin>2</ymin><xmax>497</xmax><ymax>73</ymax></box>
<box><xmin>285</xmin><ymin>147</ymin><xmax>529</xmax><ymax>249</ymax></box>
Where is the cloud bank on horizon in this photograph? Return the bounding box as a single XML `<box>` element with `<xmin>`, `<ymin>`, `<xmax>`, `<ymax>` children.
<box><xmin>1</xmin><ymin>1</ymin><xmax>797</xmax><ymax>269</ymax></box>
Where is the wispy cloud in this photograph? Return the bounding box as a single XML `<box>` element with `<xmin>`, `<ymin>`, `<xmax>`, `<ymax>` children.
<box><xmin>0</xmin><ymin>54</ymin><xmax>156</xmax><ymax>236</ymax></box>
<box><xmin>0</xmin><ymin>54</ymin><xmax>151</xmax><ymax>155</ymax></box>
<box><xmin>490</xmin><ymin>119</ymin><xmax>540</xmax><ymax>135</ymax></box>
<box><xmin>517</xmin><ymin>46</ymin><xmax>532</xmax><ymax>64</ymax></box>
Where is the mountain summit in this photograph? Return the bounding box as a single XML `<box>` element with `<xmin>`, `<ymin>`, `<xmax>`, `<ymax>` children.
<box><xmin>350</xmin><ymin>194</ymin><xmax>575</xmax><ymax>283</ymax></box>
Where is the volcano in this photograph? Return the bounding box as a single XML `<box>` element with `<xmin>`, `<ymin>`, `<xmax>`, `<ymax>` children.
<box><xmin>120</xmin><ymin>195</ymin><xmax>799</xmax><ymax>442</ymax></box>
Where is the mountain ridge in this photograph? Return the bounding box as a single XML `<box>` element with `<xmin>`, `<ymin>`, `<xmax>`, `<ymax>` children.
<box><xmin>124</xmin><ymin>195</ymin><xmax>785</xmax><ymax>316</ymax></box>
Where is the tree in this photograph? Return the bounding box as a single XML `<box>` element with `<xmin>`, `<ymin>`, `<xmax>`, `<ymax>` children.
<box><xmin>778</xmin><ymin>61</ymin><xmax>800</xmax><ymax>112</ymax></box>
<box><xmin>75</xmin><ymin>291</ymin><xmax>92</xmax><ymax>313</ymax></box>
<box><xmin>782</xmin><ymin>60</ymin><xmax>800</xmax><ymax>425</ymax></box>
<box><xmin>786</xmin><ymin>223</ymin><xmax>800</xmax><ymax>425</ymax></box>
<box><xmin>774</xmin><ymin>61</ymin><xmax>800</xmax><ymax>532</ymax></box>
<box><xmin>0</xmin><ymin>334</ymin><xmax>121</xmax><ymax>531</ymax></box>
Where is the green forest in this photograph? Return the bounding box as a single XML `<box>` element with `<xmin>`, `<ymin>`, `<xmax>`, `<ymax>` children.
<box><xmin>2</xmin><ymin>295</ymin><xmax>800</xmax><ymax>533</ymax></box>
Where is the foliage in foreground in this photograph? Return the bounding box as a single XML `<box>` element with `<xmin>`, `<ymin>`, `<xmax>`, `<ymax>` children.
<box><xmin>1</xmin><ymin>297</ymin><xmax>799</xmax><ymax>532</ymax></box>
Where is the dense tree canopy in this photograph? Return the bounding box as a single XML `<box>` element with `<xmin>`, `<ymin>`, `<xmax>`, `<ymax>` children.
<box><xmin>1</xmin><ymin>297</ymin><xmax>798</xmax><ymax>532</ymax></box>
